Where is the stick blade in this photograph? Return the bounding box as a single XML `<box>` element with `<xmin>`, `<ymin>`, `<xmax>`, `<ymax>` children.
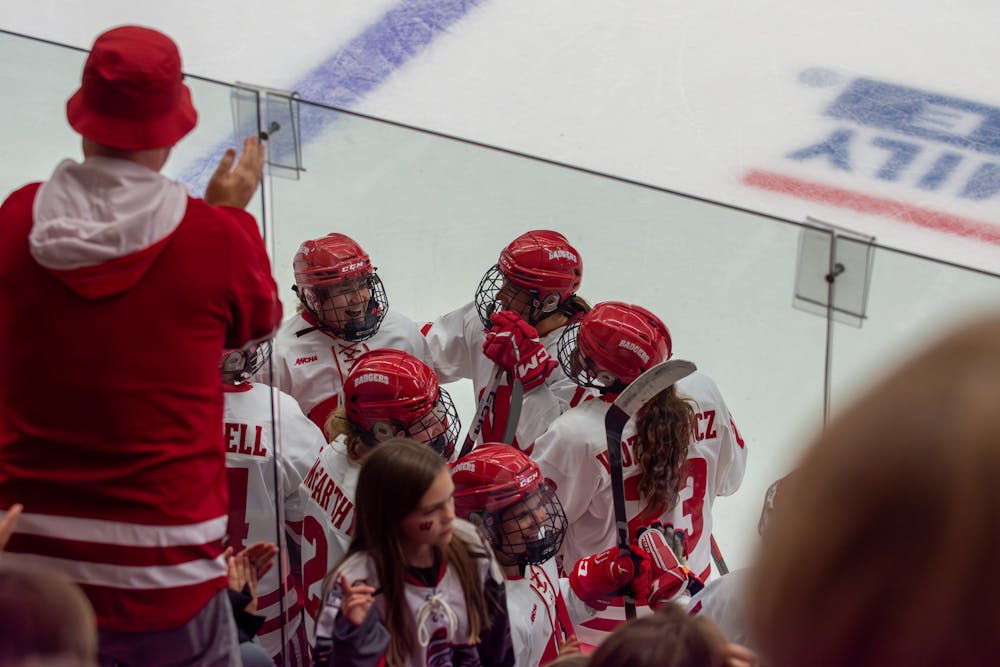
<box><xmin>612</xmin><ymin>359</ymin><xmax>697</xmax><ymax>418</ymax></box>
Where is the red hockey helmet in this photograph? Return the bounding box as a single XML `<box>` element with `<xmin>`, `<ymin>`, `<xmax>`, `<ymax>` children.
<box><xmin>292</xmin><ymin>233</ymin><xmax>388</xmax><ymax>341</ymax></box>
<box><xmin>558</xmin><ymin>301</ymin><xmax>672</xmax><ymax>393</ymax></box>
<box><xmin>475</xmin><ymin>230</ymin><xmax>583</xmax><ymax>328</ymax></box>
<box><xmin>451</xmin><ymin>444</ymin><xmax>567</xmax><ymax>566</ymax></box>
<box><xmin>293</xmin><ymin>233</ymin><xmax>372</xmax><ymax>286</ymax></box>
<box><xmin>344</xmin><ymin>349</ymin><xmax>459</xmax><ymax>458</ymax></box>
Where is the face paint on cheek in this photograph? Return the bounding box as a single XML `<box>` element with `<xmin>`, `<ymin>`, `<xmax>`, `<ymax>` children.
<box><xmin>419</xmin><ymin>521</ymin><xmax>433</xmax><ymax>531</ymax></box>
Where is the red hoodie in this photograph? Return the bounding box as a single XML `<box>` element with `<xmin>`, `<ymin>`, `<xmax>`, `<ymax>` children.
<box><xmin>0</xmin><ymin>157</ymin><xmax>282</xmax><ymax>632</ymax></box>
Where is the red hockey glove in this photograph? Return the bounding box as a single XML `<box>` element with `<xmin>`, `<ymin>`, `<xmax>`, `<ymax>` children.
<box><xmin>482</xmin><ymin>311</ymin><xmax>557</xmax><ymax>391</ymax></box>
<box><xmin>568</xmin><ymin>547</ymin><xmax>635</xmax><ymax>611</ymax></box>
<box><xmin>632</xmin><ymin>524</ymin><xmax>703</xmax><ymax>607</ymax></box>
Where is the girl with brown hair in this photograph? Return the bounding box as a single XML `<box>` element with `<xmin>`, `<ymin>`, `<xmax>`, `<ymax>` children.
<box><xmin>297</xmin><ymin>349</ymin><xmax>461</xmax><ymax>623</ymax></box>
<box><xmin>311</xmin><ymin>438</ymin><xmax>513</xmax><ymax>667</ymax></box>
<box><xmin>532</xmin><ymin>302</ymin><xmax>746</xmax><ymax>646</ymax></box>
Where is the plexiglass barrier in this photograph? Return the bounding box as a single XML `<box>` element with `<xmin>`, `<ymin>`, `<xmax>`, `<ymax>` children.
<box><xmin>266</xmin><ymin>98</ymin><xmax>832</xmax><ymax>570</ymax></box>
<box><xmin>2</xmin><ymin>30</ymin><xmax>999</xmax><ymax>656</ymax></box>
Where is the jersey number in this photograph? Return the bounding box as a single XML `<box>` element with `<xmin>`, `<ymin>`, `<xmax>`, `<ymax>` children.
<box><xmin>301</xmin><ymin>514</ymin><xmax>329</xmax><ymax>621</ymax></box>
<box><xmin>226</xmin><ymin>467</ymin><xmax>251</xmax><ymax>550</ymax></box>
<box><xmin>623</xmin><ymin>457</ymin><xmax>708</xmax><ymax>555</ymax></box>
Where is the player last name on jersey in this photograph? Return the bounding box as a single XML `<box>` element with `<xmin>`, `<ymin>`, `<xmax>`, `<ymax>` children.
<box><xmin>224</xmin><ymin>422</ymin><xmax>268</xmax><ymax>458</ymax></box>
<box><xmin>302</xmin><ymin>459</ymin><xmax>355</xmax><ymax>533</ymax></box>
<box><xmin>596</xmin><ymin>410</ymin><xmax>719</xmax><ymax>473</ymax></box>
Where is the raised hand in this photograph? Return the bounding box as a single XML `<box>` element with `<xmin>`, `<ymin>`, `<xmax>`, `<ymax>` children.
<box><xmin>482</xmin><ymin>310</ymin><xmax>557</xmax><ymax>391</ymax></box>
<box><xmin>204</xmin><ymin>136</ymin><xmax>266</xmax><ymax>209</ymax></box>
<box><xmin>339</xmin><ymin>573</ymin><xmax>377</xmax><ymax>627</ymax></box>
<box><xmin>241</xmin><ymin>541</ymin><xmax>279</xmax><ymax>579</ymax></box>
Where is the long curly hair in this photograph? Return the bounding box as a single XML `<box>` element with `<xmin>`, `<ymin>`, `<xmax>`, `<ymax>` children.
<box><xmin>634</xmin><ymin>385</ymin><xmax>694</xmax><ymax>511</ymax></box>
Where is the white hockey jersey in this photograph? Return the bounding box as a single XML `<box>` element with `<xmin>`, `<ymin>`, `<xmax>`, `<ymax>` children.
<box><xmin>532</xmin><ymin>372</ymin><xmax>747</xmax><ymax>645</ymax></box>
<box><xmin>506</xmin><ymin>558</ymin><xmax>595</xmax><ymax>667</ymax></box>
<box><xmin>297</xmin><ymin>434</ymin><xmax>359</xmax><ymax>629</ymax></box>
<box><xmin>424</xmin><ymin>302</ymin><xmax>593</xmax><ymax>452</ymax></box>
<box><xmin>224</xmin><ymin>382</ymin><xmax>327</xmax><ymax>661</ymax></box>
<box><xmin>312</xmin><ymin>519</ymin><xmax>511</xmax><ymax>667</ymax></box>
<box><xmin>266</xmin><ymin>309</ymin><xmax>432</xmax><ymax>431</ymax></box>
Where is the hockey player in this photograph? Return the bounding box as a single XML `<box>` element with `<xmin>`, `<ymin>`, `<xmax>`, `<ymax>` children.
<box><xmin>222</xmin><ymin>341</ymin><xmax>327</xmax><ymax>665</ymax></box>
<box><xmin>451</xmin><ymin>445</ymin><xmax>656</xmax><ymax>666</ymax></box>
<box><xmin>312</xmin><ymin>438</ymin><xmax>514</xmax><ymax>667</ymax></box>
<box><xmin>532</xmin><ymin>302</ymin><xmax>746</xmax><ymax>645</ymax></box>
<box><xmin>267</xmin><ymin>233</ymin><xmax>432</xmax><ymax>430</ymax></box>
<box><xmin>298</xmin><ymin>349</ymin><xmax>461</xmax><ymax>629</ymax></box>
<box><xmin>424</xmin><ymin>230</ymin><xmax>593</xmax><ymax>453</ymax></box>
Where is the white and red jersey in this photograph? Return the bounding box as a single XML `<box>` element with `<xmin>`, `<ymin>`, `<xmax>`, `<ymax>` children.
<box><xmin>506</xmin><ymin>558</ymin><xmax>595</xmax><ymax>667</ymax></box>
<box><xmin>532</xmin><ymin>371</ymin><xmax>746</xmax><ymax>645</ymax></box>
<box><xmin>297</xmin><ymin>434</ymin><xmax>360</xmax><ymax>633</ymax></box>
<box><xmin>423</xmin><ymin>302</ymin><xmax>593</xmax><ymax>453</ymax></box>
<box><xmin>266</xmin><ymin>309</ymin><xmax>432</xmax><ymax>431</ymax></box>
<box><xmin>224</xmin><ymin>382</ymin><xmax>325</xmax><ymax>662</ymax></box>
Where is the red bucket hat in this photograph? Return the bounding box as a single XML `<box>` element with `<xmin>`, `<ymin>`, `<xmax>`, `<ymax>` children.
<box><xmin>67</xmin><ymin>26</ymin><xmax>198</xmax><ymax>151</ymax></box>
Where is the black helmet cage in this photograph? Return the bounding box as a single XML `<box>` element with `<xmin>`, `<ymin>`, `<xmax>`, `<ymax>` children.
<box><xmin>221</xmin><ymin>340</ymin><xmax>272</xmax><ymax>384</ymax></box>
<box><xmin>359</xmin><ymin>387</ymin><xmax>461</xmax><ymax>460</ymax></box>
<box><xmin>475</xmin><ymin>264</ymin><xmax>551</xmax><ymax>330</ymax></box>
<box><xmin>477</xmin><ymin>483</ymin><xmax>567</xmax><ymax>567</ymax></box>
<box><xmin>299</xmin><ymin>273</ymin><xmax>389</xmax><ymax>342</ymax></box>
<box><xmin>556</xmin><ymin>318</ymin><xmax>624</xmax><ymax>393</ymax></box>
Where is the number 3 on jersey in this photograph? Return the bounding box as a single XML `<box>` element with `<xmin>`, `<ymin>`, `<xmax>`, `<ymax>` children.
<box><xmin>624</xmin><ymin>457</ymin><xmax>708</xmax><ymax>556</ymax></box>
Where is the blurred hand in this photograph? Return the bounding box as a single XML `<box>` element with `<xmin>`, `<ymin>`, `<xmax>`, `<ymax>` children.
<box><xmin>557</xmin><ymin>634</ymin><xmax>581</xmax><ymax>657</ymax></box>
<box><xmin>0</xmin><ymin>503</ymin><xmax>22</xmax><ymax>551</ymax></box>
<box><xmin>241</xmin><ymin>541</ymin><xmax>279</xmax><ymax>579</ymax></box>
<box><xmin>204</xmin><ymin>136</ymin><xmax>265</xmax><ymax>209</ymax></box>
<box><xmin>720</xmin><ymin>642</ymin><xmax>760</xmax><ymax>667</ymax></box>
<box><xmin>225</xmin><ymin>546</ymin><xmax>262</xmax><ymax>613</ymax></box>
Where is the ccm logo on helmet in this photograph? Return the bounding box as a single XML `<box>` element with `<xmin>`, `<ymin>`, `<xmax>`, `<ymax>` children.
<box><xmin>547</xmin><ymin>250</ymin><xmax>577</xmax><ymax>263</ymax></box>
<box><xmin>340</xmin><ymin>261</ymin><xmax>367</xmax><ymax>273</ymax></box>
<box><xmin>354</xmin><ymin>372</ymin><xmax>390</xmax><ymax>386</ymax></box>
<box><xmin>518</xmin><ymin>470</ymin><xmax>540</xmax><ymax>488</ymax></box>
<box><xmin>618</xmin><ymin>339</ymin><xmax>650</xmax><ymax>364</ymax></box>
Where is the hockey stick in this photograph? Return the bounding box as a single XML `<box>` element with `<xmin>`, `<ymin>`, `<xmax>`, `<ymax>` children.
<box><xmin>605</xmin><ymin>359</ymin><xmax>697</xmax><ymax>619</ymax></box>
<box><xmin>456</xmin><ymin>365</ymin><xmax>506</xmax><ymax>459</ymax></box>
<box><xmin>500</xmin><ymin>331</ymin><xmax>525</xmax><ymax>445</ymax></box>
<box><xmin>501</xmin><ymin>377</ymin><xmax>523</xmax><ymax>445</ymax></box>
<box><xmin>710</xmin><ymin>535</ymin><xmax>730</xmax><ymax>576</ymax></box>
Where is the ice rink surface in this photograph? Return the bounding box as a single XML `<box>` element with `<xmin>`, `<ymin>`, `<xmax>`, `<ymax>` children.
<box><xmin>3</xmin><ymin>0</ymin><xmax>999</xmax><ymax>571</ymax></box>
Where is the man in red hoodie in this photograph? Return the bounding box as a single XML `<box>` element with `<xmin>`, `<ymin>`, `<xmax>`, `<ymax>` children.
<box><xmin>0</xmin><ymin>25</ymin><xmax>282</xmax><ymax>666</ymax></box>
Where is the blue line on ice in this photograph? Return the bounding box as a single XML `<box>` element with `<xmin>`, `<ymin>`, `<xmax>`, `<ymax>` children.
<box><xmin>180</xmin><ymin>0</ymin><xmax>485</xmax><ymax>193</ymax></box>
